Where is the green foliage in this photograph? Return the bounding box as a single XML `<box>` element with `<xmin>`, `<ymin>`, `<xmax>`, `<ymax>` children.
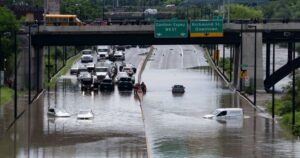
<box><xmin>281</xmin><ymin>112</ymin><xmax>300</xmax><ymax>136</ymax></box>
<box><xmin>227</xmin><ymin>4</ymin><xmax>263</xmax><ymax>20</ymax></box>
<box><xmin>219</xmin><ymin>57</ymin><xmax>231</xmax><ymax>75</ymax></box>
<box><xmin>0</xmin><ymin>7</ymin><xmax>20</xmax><ymax>31</ymax></box>
<box><xmin>43</xmin><ymin>47</ymin><xmax>78</xmax><ymax>88</ymax></box>
<box><xmin>0</xmin><ymin>7</ymin><xmax>20</xmax><ymax>81</ymax></box>
<box><xmin>267</xmin><ymin>99</ymin><xmax>292</xmax><ymax>116</ymax></box>
<box><xmin>61</xmin><ymin>0</ymin><xmax>103</xmax><ymax>21</ymax></box>
<box><xmin>0</xmin><ymin>86</ymin><xmax>14</xmax><ymax>106</ymax></box>
<box><xmin>163</xmin><ymin>0</ymin><xmax>182</xmax><ymax>5</ymax></box>
<box><xmin>263</xmin><ymin>0</ymin><xmax>300</xmax><ymax>19</ymax></box>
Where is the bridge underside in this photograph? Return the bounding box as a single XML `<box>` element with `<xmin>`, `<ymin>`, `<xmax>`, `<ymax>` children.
<box><xmin>263</xmin><ymin>31</ymin><xmax>300</xmax><ymax>43</ymax></box>
<box><xmin>264</xmin><ymin>57</ymin><xmax>300</xmax><ymax>91</ymax></box>
<box><xmin>31</xmin><ymin>32</ymin><xmax>241</xmax><ymax>46</ymax></box>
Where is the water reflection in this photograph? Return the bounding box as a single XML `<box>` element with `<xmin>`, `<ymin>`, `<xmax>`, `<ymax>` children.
<box><xmin>142</xmin><ymin>67</ymin><xmax>300</xmax><ymax>158</ymax></box>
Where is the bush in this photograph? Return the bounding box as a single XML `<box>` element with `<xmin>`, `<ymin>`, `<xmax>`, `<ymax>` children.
<box><xmin>219</xmin><ymin>57</ymin><xmax>232</xmax><ymax>78</ymax></box>
<box><xmin>267</xmin><ymin>99</ymin><xmax>291</xmax><ymax>116</ymax></box>
<box><xmin>281</xmin><ymin>112</ymin><xmax>300</xmax><ymax>136</ymax></box>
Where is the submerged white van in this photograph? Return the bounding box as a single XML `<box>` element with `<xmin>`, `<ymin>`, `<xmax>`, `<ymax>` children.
<box><xmin>203</xmin><ymin>108</ymin><xmax>243</xmax><ymax>119</ymax></box>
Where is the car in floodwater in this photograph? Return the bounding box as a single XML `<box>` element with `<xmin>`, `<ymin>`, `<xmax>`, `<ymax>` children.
<box><xmin>203</xmin><ymin>108</ymin><xmax>243</xmax><ymax>120</ymax></box>
<box><xmin>70</xmin><ymin>65</ymin><xmax>79</xmax><ymax>75</ymax></box>
<box><xmin>81</xmin><ymin>54</ymin><xmax>94</xmax><ymax>63</ymax></box>
<box><xmin>172</xmin><ymin>85</ymin><xmax>185</xmax><ymax>93</ymax></box>
<box><xmin>77</xmin><ymin>110</ymin><xmax>94</xmax><ymax>119</ymax></box>
<box><xmin>118</xmin><ymin>77</ymin><xmax>133</xmax><ymax>90</ymax></box>
<box><xmin>79</xmin><ymin>72</ymin><xmax>93</xmax><ymax>90</ymax></box>
<box><xmin>96</xmin><ymin>46</ymin><xmax>110</xmax><ymax>61</ymax></box>
<box><xmin>113</xmin><ymin>51</ymin><xmax>125</xmax><ymax>61</ymax></box>
<box><xmin>99</xmin><ymin>76</ymin><xmax>114</xmax><ymax>91</ymax></box>
<box><xmin>81</xmin><ymin>49</ymin><xmax>93</xmax><ymax>55</ymax></box>
<box><xmin>47</xmin><ymin>108</ymin><xmax>71</xmax><ymax>117</ymax></box>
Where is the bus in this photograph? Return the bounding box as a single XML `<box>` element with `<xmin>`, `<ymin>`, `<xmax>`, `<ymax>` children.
<box><xmin>44</xmin><ymin>14</ymin><xmax>82</xmax><ymax>26</ymax></box>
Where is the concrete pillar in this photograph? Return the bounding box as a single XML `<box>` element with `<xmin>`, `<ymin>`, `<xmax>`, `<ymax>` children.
<box><xmin>34</xmin><ymin>46</ymin><xmax>44</xmax><ymax>91</ymax></box>
<box><xmin>242</xmin><ymin>32</ymin><xmax>264</xmax><ymax>89</ymax></box>
<box><xmin>17</xmin><ymin>35</ymin><xmax>44</xmax><ymax>91</ymax></box>
<box><xmin>232</xmin><ymin>45</ymin><xmax>241</xmax><ymax>90</ymax></box>
<box><xmin>17</xmin><ymin>34</ymin><xmax>29</xmax><ymax>91</ymax></box>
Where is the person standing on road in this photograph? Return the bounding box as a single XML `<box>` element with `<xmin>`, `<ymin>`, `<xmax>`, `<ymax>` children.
<box><xmin>141</xmin><ymin>82</ymin><xmax>147</xmax><ymax>93</ymax></box>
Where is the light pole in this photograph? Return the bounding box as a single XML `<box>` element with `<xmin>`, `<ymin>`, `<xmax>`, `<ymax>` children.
<box><xmin>102</xmin><ymin>0</ymin><xmax>105</xmax><ymax>20</ymax></box>
<box><xmin>227</xmin><ymin>0</ymin><xmax>230</xmax><ymax>23</ymax></box>
<box><xmin>248</xmin><ymin>24</ymin><xmax>257</xmax><ymax>106</ymax></box>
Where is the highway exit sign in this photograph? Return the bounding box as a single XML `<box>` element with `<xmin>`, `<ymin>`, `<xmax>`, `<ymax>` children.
<box><xmin>154</xmin><ymin>20</ymin><xmax>188</xmax><ymax>38</ymax></box>
<box><xmin>190</xmin><ymin>20</ymin><xmax>224</xmax><ymax>38</ymax></box>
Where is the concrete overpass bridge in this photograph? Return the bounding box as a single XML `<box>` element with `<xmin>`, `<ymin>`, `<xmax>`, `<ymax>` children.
<box><xmin>27</xmin><ymin>22</ymin><xmax>300</xmax><ymax>93</ymax></box>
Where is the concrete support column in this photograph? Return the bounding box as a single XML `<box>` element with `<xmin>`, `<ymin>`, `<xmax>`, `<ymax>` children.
<box><xmin>242</xmin><ymin>32</ymin><xmax>264</xmax><ymax>89</ymax></box>
<box><xmin>18</xmin><ymin>35</ymin><xmax>44</xmax><ymax>91</ymax></box>
<box><xmin>232</xmin><ymin>44</ymin><xmax>240</xmax><ymax>90</ymax></box>
<box><xmin>34</xmin><ymin>46</ymin><xmax>44</xmax><ymax>91</ymax></box>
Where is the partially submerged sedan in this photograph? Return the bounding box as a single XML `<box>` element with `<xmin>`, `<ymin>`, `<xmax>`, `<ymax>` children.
<box><xmin>48</xmin><ymin>108</ymin><xmax>71</xmax><ymax>117</ymax></box>
<box><xmin>172</xmin><ymin>85</ymin><xmax>185</xmax><ymax>93</ymax></box>
<box><xmin>77</xmin><ymin>110</ymin><xmax>94</xmax><ymax>119</ymax></box>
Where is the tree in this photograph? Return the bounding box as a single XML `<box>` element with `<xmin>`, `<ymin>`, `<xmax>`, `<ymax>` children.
<box><xmin>61</xmin><ymin>0</ymin><xmax>102</xmax><ymax>21</ymax></box>
<box><xmin>0</xmin><ymin>7</ymin><xmax>20</xmax><ymax>80</ymax></box>
<box><xmin>263</xmin><ymin>0</ymin><xmax>300</xmax><ymax>19</ymax></box>
<box><xmin>227</xmin><ymin>4</ymin><xmax>263</xmax><ymax>20</ymax></box>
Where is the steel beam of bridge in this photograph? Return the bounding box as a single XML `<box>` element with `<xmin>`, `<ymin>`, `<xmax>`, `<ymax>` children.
<box><xmin>32</xmin><ymin>32</ymin><xmax>241</xmax><ymax>46</ymax></box>
<box><xmin>31</xmin><ymin>23</ymin><xmax>300</xmax><ymax>46</ymax></box>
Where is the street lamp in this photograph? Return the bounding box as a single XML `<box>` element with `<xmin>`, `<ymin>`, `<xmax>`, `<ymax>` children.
<box><xmin>248</xmin><ymin>24</ymin><xmax>257</xmax><ymax>106</ymax></box>
<box><xmin>102</xmin><ymin>0</ymin><xmax>105</xmax><ymax>20</ymax></box>
<box><xmin>227</xmin><ymin>0</ymin><xmax>230</xmax><ymax>23</ymax></box>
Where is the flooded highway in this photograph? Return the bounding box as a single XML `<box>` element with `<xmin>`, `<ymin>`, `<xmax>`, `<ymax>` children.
<box><xmin>142</xmin><ymin>45</ymin><xmax>300</xmax><ymax>158</ymax></box>
<box><xmin>0</xmin><ymin>45</ymin><xmax>300</xmax><ymax>158</ymax></box>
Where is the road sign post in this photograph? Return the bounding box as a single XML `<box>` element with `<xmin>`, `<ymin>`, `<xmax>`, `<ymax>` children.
<box><xmin>154</xmin><ymin>20</ymin><xmax>188</xmax><ymax>38</ymax></box>
<box><xmin>240</xmin><ymin>64</ymin><xmax>248</xmax><ymax>70</ymax></box>
<box><xmin>240</xmin><ymin>70</ymin><xmax>248</xmax><ymax>80</ymax></box>
<box><xmin>190</xmin><ymin>20</ymin><xmax>223</xmax><ymax>37</ymax></box>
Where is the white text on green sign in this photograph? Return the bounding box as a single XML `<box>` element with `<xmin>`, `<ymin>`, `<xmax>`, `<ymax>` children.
<box><xmin>190</xmin><ymin>20</ymin><xmax>223</xmax><ymax>33</ymax></box>
<box><xmin>154</xmin><ymin>20</ymin><xmax>188</xmax><ymax>38</ymax></box>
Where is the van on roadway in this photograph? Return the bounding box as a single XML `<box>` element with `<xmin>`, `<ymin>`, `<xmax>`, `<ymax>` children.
<box><xmin>203</xmin><ymin>108</ymin><xmax>243</xmax><ymax>119</ymax></box>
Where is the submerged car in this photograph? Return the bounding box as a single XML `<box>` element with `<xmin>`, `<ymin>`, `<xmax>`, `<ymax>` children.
<box><xmin>79</xmin><ymin>72</ymin><xmax>93</xmax><ymax>90</ymax></box>
<box><xmin>118</xmin><ymin>77</ymin><xmax>133</xmax><ymax>90</ymax></box>
<box><xmin>100</xmin><ymin>76</ymin><xmax>114</xmax><ymax>91</ymax></box>
<box><xmin>77</xmin><ymin>110</ymin><xmax>94</xmax><ymax>119</ymax></box>
<box><xmin>203</xmin><ymin>108</ymin><xmax>243</xmax><ymax>119</ymax></box>
<box><xmin>172</xmin><ymin>85</ymin><xmax>185</xmax><ymax>93</ymax></box>
<box><xmin>81</xmin><ymin>54</ymin><xmax>93</xmax><ymax>63</ymax></box>
<box><xmin>70</xmin><ymin>65</ymin><xmax>79</xmax><ymax>75</ymax></box>
<box><xmin>47</xmin><ymin>108</ymin><xmax>71</xmax><ymax>117</ymax></box>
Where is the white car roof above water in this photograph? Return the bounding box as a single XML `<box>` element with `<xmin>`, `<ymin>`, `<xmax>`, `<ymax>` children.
<box><xmin>97</xmin><ymin>46</ymin><xmax>110</xmax><ymax>49</ymax></box>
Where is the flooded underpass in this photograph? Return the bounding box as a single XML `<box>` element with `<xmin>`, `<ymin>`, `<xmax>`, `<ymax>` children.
<box><xmin>0</xmin><ymin>45</ymin><xmax>300</xmax><ymax>158</ymax></box>
<box><xmin>141</xmin><ymin>45</ymin><xmax>300</xmax><ymax>158</ymax></box>
<box><xmin>40</xmin><ymin>79</ymin><xmax>147</xmax><ymax>158</ymax></box>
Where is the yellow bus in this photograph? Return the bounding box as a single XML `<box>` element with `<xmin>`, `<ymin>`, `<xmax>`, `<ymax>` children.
<box><xmin>44</xmin><ymin>14</ymin><xmax>82</xmax><ymax>26</ymax></box>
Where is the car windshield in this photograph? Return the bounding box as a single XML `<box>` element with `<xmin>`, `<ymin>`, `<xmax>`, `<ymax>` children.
<box><xmin>79</xmin><ymin>111</ymin><xmax>89</xmax><ymax>115</ymax></box>
<box><xmin>120</xmin><ymin>77</ymin><xmax>131</xmax><ymax>81</ymax></box>
<box><xmin>98</xmin><ymin>49</ymin><xmax>108</xmax><ymax>52</ymax></box>
<box><xmin>212</xmin><ymin>110</ymin><xmax>221</xmax><ymax>115</ymax></box>
<box><xmin>82</xmin><ymin>56</ymin><xmax>92</xmax><ymax>60</ymax></box>
<box><xmin>95</xmin><ymin>68</ymin><xmax>108</xmax><ymax>72</ymax></box>
<box><xmin>123</xmin><ymin>68</ymin><xmax>131</xmax><ymax>71</ymax></box>
<box><xmin>79</xmin><ymin>68</ymin><xmax>88</xmax><ymax>72</ymax></box>
<box><xmin>82</xmin><ymin>50</ymin><xmax>92</xmax><ymax>54</ymax></box>
<box><xmin>174</xmin><ymin>85</ymin><xmax>183</xmax><ymax>88</ymax></box>
<box><xmin>103</xmin><ymin>79</ymin><xmax>112</xmax><ymax>83</ymax></box>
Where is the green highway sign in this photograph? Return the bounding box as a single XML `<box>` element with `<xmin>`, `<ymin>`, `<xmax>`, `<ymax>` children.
<box><xmin>190</xmin><ymin>20</ymin><xmax>223</xmax><ymax>37</ymax></box>
<box><xmin>154</xmin><ymin>20</ymin><xmax>188</xmax><ymax>38</ymax></box>
<box><xmin>241</xmin><ymin>64</ymin><xmax>248</xmax><ymax>68</ymax></box>
<box><xmin>213</xmin><ymin>16</ymin><xmax>224</xmax><ymax>20</ymax></box>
